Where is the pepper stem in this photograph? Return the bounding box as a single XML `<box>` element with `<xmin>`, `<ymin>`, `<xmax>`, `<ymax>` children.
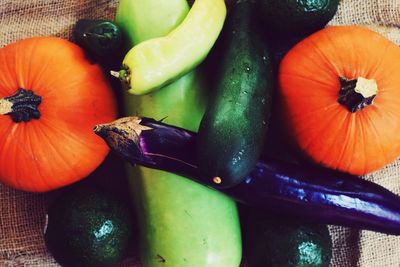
<box><xmin>338</xmin><ymin>77</ymin><xmax>378</xmax><ymax>113</ymax></box>
<box><xmin>0</xmin><ymin>88</ymin><xmax>42</xmax><ymax>122</ymax></box>
<box><xmin>110</xmin><ymin>67</ymin><xmax>131</xmax><ymax>90</ymax></box>
<box><xmin>110</xmin><ymin>68</ymin><xmax>129</xmax><ymax>80</ymax></box>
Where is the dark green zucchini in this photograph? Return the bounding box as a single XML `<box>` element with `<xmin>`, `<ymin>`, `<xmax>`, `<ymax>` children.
<box><xmin>196</xmin><ymin>0</ymin><xmax>274</xmax><ymax>188</ymax></box>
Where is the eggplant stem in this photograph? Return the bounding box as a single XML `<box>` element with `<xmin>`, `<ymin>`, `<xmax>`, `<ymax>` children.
<box><xmin>94</xmin><ymin>116</ymin><xmax>153</xmax><ymax>154</ymax></box>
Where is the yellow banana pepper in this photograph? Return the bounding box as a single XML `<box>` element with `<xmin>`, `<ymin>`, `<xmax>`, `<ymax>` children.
<box><xmin>112</xmin><ymin>0</ymin><xmax>227</xmax><ymax>95</ymax></box>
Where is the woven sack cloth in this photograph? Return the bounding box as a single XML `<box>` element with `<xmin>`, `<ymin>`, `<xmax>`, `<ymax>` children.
<box><xmin>1</xmin><ymin>0</ymin><xmax>400</xmax><ymax>266</ymax></box>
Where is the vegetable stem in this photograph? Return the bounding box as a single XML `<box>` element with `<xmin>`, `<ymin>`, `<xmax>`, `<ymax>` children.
<box><xmin>0</xmin><ymin>88</ymin><xmax>41</xmax><ymax>122</ymax></box>
<box><xmin>110</xmin><ymin>70</ymin><xmax>120</xmax><ymax>78</ymax></box>
<box><xmin>110</xmin><ymin>68</ymin><xmax>130</xmax><ymax>90</ymax></box>
<box><xmin>0</xmin><ymin>98</ymin><xmax>13</xmax><ymax>115</ymax></box>
<box><xmin>338</xmin><ymin>77</ymin><xmax>377</xmax><ymax>112</ymax></box>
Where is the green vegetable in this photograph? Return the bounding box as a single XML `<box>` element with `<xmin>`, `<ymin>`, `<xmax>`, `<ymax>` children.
<box><xmin>115</xmin><ymin>0</ymin><xmax>189</xmax><ymax>46</ymax></box>
<box><xmin>44</xmin><ymin>186</ymin><xmax>133</xmax><ymax>267</ymax></box>
<box><xmin>115</xmin><ymin>0</ymin><xmax>242</xmax><ymax>266</ymax></box>
<box><xmin>257</xmin><ymin>0</ymin><xmax>339</xmax><ymax>36</ymax></box>
<box><xmin>73</xmin><ymin>19</ymin><xmax>122</xmax><ymax>62</ymax></box>
<box><xmin>113</xmin><ymin>0</ymin><xmax>227</xmax><ymax>95</ymax></box>
<box><xmin>196</xmin><ymin>0</ymin><xmax>274</xmax><ymax>188</ymax></box>
<box><xmin>244</xmin><ymin>210</ymin><xmax>332</xmax><ymax>267</ymax></box>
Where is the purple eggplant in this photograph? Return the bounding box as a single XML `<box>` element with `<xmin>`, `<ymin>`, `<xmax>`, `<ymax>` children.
<box><xmin>94</xmin><ymin>116</ymin><xmax>400</xmax><ymax>235</ymax></box>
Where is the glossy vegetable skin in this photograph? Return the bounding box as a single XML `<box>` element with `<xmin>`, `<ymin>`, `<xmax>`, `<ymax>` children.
<box><xmin>113</xmin><ymin>0</ymin><xmax>227</xmax><ymax>95</ymax></box>
<box><xmin>257</xmin><ymin>0</ymin><xmax>339</xmax><ymax>36</ymax></box>
<box><xmin>196</xmin><ymin>0</ymin><xmax>274</xmax><ymax>188</ymax></box>
<box><xmin>243</xmin><ymin>211</ymin><xmax>332</xmax><ymax>267</ymax></box>
<box><xmin>115</xmin><ymin>0</ymin><xmax>242</xmax><ymax>266</ymax></box>
<box><xmin>95</xmin><ymin>116</ymin><xmax>400</xmax><ymax>235</ymax></box>
<box><xmin>45</xmin><ymin>186</ymin><xmax>133</xmax><ymax>267</ymax></box>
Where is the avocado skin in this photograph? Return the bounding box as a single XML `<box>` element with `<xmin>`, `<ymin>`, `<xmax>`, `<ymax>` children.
<box><xmin>257</xmin><ymin>0</ymin><xmax>339</xmax><ymax>36</ymax></box>
<box><xmin>44</xmin><ymin>186</ymin><xmax>133</xmax><ymax>267</ymax></box>
<box><xmin>244</xmin><ymin>210</ymin><xmax>333</xmax><ymax>267</ymax></box>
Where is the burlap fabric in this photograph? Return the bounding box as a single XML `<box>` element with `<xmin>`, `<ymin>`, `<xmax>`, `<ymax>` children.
<box><xmin>1</xmin><ymin>0</ymin><xmax>400</xmax><ymax>266</ymax></box>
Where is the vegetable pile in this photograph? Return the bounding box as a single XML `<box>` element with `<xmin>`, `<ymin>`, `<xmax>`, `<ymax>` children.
<box><xmin>5</xmin><ymin>0</ymin><xmax>400</xmax><ymax>266</ymax></box>
<box><xmin>115</xmin><ymin>1</ymin><xmax>242</xmax><ymax>266</ymax></box>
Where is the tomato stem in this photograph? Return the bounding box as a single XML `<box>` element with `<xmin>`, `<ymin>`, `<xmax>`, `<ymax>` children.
<box><xmin>337</xmin><ymin>77</ymin><xmax>377</xmax><ymax>112</ymax></box>
<box><xmin>0</xmin><ymin>88</ymin><xmax>41</xmax><ymax>122</ymax></box>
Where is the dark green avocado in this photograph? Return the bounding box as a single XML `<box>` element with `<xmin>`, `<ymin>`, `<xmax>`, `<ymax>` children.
<box><xmin>44</xmin><ymin>186</ymin><xmax>133</xmax><ymax>267</ymax></box>
<box><xmin>73</xmin><ymin>19</ymin><xmax>122</xmax><ymax>58</ymax></box>
<box><xmin>257</xmin><ymin>0</ymin><xmax>339</xmax><ymax>36</ymax></box>
<box><xmin>244</xmin><ymin>211</ymin><xmax>332</xmax><ymax>267</ymax></box>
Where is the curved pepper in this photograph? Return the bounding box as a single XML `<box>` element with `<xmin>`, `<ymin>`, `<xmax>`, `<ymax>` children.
<box><xmin>112</xmin><ymin>0</ymin><xmax>227</xmax><ymax>95</ymax></box>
